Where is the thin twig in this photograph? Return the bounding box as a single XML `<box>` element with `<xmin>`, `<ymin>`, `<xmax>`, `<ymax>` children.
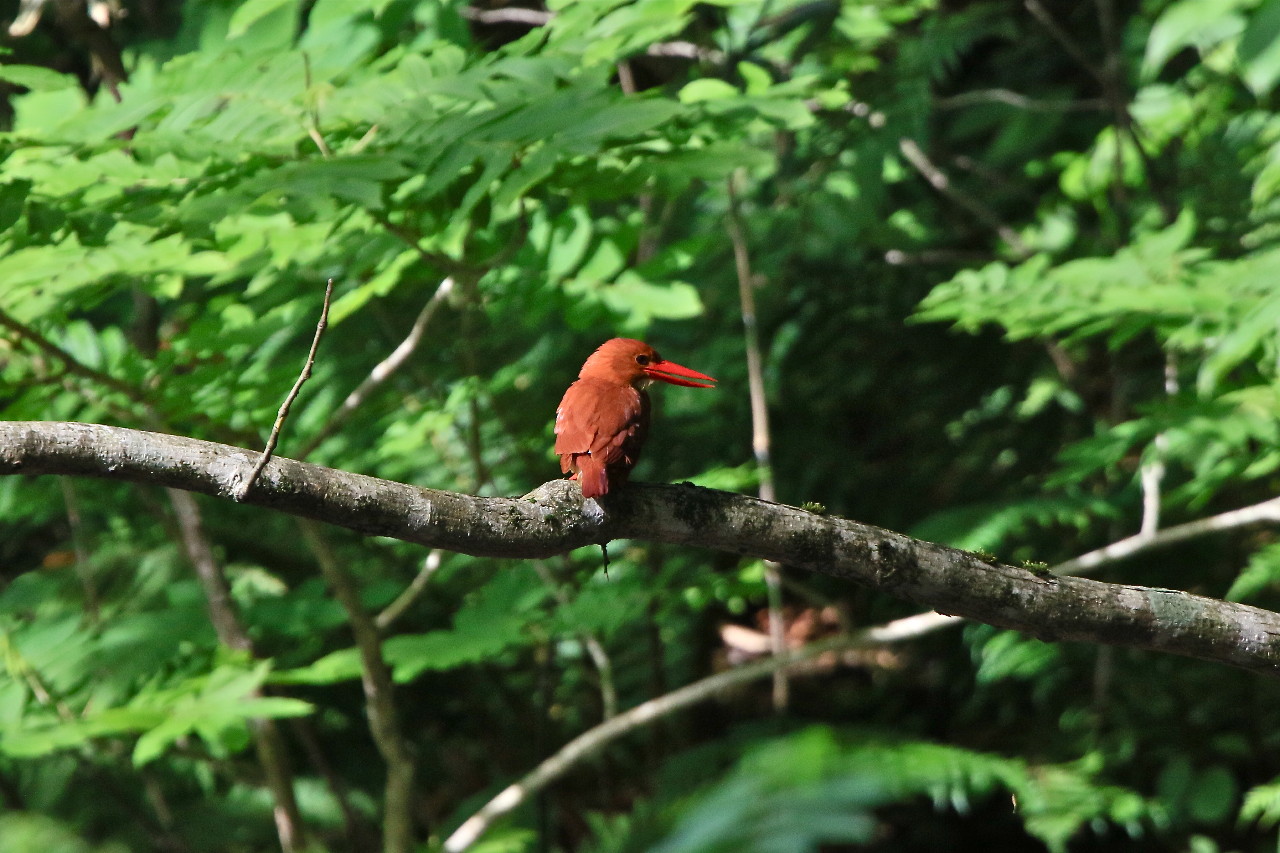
<box><xmin>297</xmin><ymin>278</ymin><xmax>454</xmax><ymax>461</ymax></box>
<box><xmin>898</xmin><ymin>138</ymin><xmax>1032</xmax><ymax>258</ymax></box>
<box><xmin>1023</xmin><ymin>0</ymin><xmax>1107</xmax><ymax>88</ymax></box>
<box><xmin>726</xmin><ymin>171</ymin><xmax>788</xmax><ymax>711</ymax></box>
<box><xmin>302</xmin><ymin>52</ymin><xmax>331</xmax><ymax>159</ymax></box>
<box><xmin>884</xmin><ymin>248</ymin><xmax>990</xmax><ymax>266</ymax></box>
<box><xmin>376</xmin><ymin>550</ymin><xmax>444</xmax><ymax>632</ymax></box>
<box><xmin>535</xmin><ymin>561</ymin><xmax>619</xmax><ymax>720</ymax></box>
<box><xmin>1091</xmin><ymin>0</ymin><xmax>1176</xmax><ymax>225</ymax></box>
<box><xmin>1055</xmin><ymin>496</ymin><xmax>1280</xmax><ymax>577</ymax></box>
<box><xmin>237</xmin><ymin>279</ymin><xmax>334</xmax><ymax>500</ymax></box>
<box><xmin>442</xmin><ymin>615</ymin><xmax>941</xmax><ymax>853</ymax></box>
<box><xmin>616</xmin><ymin>60</ymin><xmax>638</xmax><ymax>95</ymax></box>
<box><xmin>935</xmin><ymin>89</ymin><xmax>1108</xmax><ymax>112</ymax></box>
<box><xmin>0</xmin><ymin>305</ymin><xmax>155</xmax><ymax>415</ymax></box>
<box><xmin>646</xmin><ymin>41</ymin><xmax>725</xmax><ymax>63</ymax></box>
<box><xmin>1140</xmin><ymin>355</ymin><xmax>1178</xmax><ymax>537</ymax></box>
<box><xmin>369</xmin><ymin>213</ymin><xmax>470</xmax><ymax>277</ymax></box>
<box><xmin>1024</xmin><ymin>0</ymin><xmax>1173</xmax><ymax>224</ymax></box>
<box><xmin>290</xmin><ymin>718</ymin><xmax>371</xmax><ymax>851</ymax></box>
<box><xmin>459</xmin><ymin>6</ymin><xmax>553</xmax><ymax>25</ymax></box>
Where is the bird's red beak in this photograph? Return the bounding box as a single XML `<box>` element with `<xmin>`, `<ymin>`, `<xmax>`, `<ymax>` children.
<box><xmin>644</xmin><ymin>359</ymin><xmax>717</xmax><ymax>388</ymax></box>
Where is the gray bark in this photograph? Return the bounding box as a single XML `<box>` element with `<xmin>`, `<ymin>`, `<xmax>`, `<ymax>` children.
<box><xmin>3</xmin><ymin>420</ymin><xmax>1279</xmax><ymax>676</ymax></box>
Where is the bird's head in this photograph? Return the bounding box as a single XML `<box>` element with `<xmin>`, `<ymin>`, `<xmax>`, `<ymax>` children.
<box><xmin>579</xmin><ymin>338</ymin><xmax>717</xmax><ymax>390</ymax></box>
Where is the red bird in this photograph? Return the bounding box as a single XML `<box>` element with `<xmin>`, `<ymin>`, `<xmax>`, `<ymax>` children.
<box><xmin>555</xmin><ymin>338</ymin><xmax>716</xmax><ymax>498</ymax></box>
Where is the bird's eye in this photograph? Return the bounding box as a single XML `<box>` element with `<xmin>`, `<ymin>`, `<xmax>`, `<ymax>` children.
<box><xmin>635</xmin><ymin>354</ymin><xmax>651</xmax><ymax>366</ymax></box>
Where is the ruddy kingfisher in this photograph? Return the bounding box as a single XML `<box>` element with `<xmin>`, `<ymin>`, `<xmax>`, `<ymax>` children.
<box><xmin>555</xmin><ymin>338</ymin><xmax>717</xmax><ymax>498</ymax></box>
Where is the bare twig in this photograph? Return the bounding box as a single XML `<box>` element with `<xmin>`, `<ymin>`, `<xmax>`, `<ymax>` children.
<box><xmin>237</xmin><ymin>279</ymin><xmax>334</xmax><ymax>500</ymax></box>
<box><xmin>290</xmin><ymin>718</ymin><xmax>372</xmax><ymax>851</ymax></box>
<box><xmin>167</xmin><ymin>488</ymin><xmax>252</xmax><ymax>653</ymax></box>
<box><xmin>302</xmin><ymin>53</ymin><xmax>331</xmax><ymax>158</ymax></box>
<box><xmin>616</xmin><ymin>60</ymin><xmax>638</xmax><ymax>95</ymax></box>
<box><xmin>935</xmin><ymin>89</ymin><xmax>1108</xmax><ymax>112</ymax></box>
<box><xmin>376</xmin><ymin>550</ymin><xmax>444</xmax><ymax>631</ymax></box>
<box><xmin>442</xmin><ymin>615</ymin><xmax>941</xmax><ymax>852</ymax></box>
<box><xmin>726</xmin><ymin>171</ymin><xmax>788</xmax><ymax>710</ymax></box>
<box><xmin>300</xmin><ymin>520</ymin><xmax>416</xmax><ymax>853</ymax></box>
<box><xmin>1023</xmin><ymin>0</ymin><xmax>1106</xmax><ymax>88</ymax></box>
<box><xmin>459</xmin><ymin>6</ymin><xmax>553</xmax><ymax>26</ymax></box>
<box><xmin>884</xmin><ymin>248</ymin><xmax>989</xmax><ymax>266</ymax></box>
<box><xmin>1021</xmin><ymin>0</ymin><xmax>1173</xmax><ymax>224</ymax></box>
<box><xmin>369</xmin><ymin>213</ymin><xmax>470</xmax><ymax>278</ymax></box>
<box><xmin>0</xmin><ymin>305</ymin><xmax>155</xmax><ymax>415</ymax></box>
<box><xmin>8</xmin><ymin>0</ymin><xmax>48</xmax><ymax>37</ymax></box>
<box><xmin>297</xmin><ymin>278</ymin><xmax>454</xmax><ymax>461</ymax></box>
<box><xmin>898</xmin><ymin>138</ymin><xmax>1031</xmax><ymax>258</ymax></box>
<box><xmin>1140</xmin><ymin>356</ymin><xmax>1178</xmax><ymax>537</ymax></box>
<box><xmin>1055</xmin><ymin>498</ymin><xmax>1280</xmax><ymax>577</ymax></box>
<box><xmin>3</xmin><ymin>635</ymin><xmax>77</xmax><ymax>721</ymax></box>
<box><xmin>535</xmin><ymin>561</ymin><xmax>619</xmax><ymax>720</ymax></box>
<box><xmin>646</xmin><ymin>41</ymin><xmax>725</xmax><ymax>63</ymax></box>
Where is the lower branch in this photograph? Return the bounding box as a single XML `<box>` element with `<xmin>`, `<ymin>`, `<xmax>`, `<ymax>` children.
<box><xmin>443</xmin><ymin>616</ymin><xmax>942</xmax><ymax>852</ymax></box>
<box><xmin>4</xmin><ymin>421</ymin><xmax>1280</xmax><ymax>676</ymax></box>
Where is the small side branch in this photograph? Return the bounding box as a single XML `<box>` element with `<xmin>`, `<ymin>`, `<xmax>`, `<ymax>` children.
<box><xmin>898</xmin><ymin>138</ymin><xmax>1031</xmax><ymax>258</ymax></box>
<box><xmin>377</xmin><ymin>550</ymin><xmax>444</xmax><ymax>632</ymax></box>
<box><xmin>237</xmin><ymin>280</ymin><xmax>334</xmax><ymax>500</ymax></box>
<box><xmin>297</xmin><ymin>278</ymin><xmax>453</xmax><ymax>461</ymax></box>
<box><xmin>935</xmin><ymin>89</ymin><xmax>1108</xmax><ymax>112</ymax></box>
<box><xmin>0</xmin><ymin>305</ymin><xmax>156</xmax><ymax>417</ymax></box>
<box><xmin>535</xmin><ymin>561</ymin><xmax>619</xmax><ymax>720</ymax></box>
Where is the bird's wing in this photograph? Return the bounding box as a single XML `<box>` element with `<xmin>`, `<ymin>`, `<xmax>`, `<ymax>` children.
<box><xmin>555</xmin><ymin>379</ymin><xmax>645</xmax><ymax>467</ymax></box>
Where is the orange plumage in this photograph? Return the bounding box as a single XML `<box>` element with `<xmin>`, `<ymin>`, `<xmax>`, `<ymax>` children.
<box><xmin>555</xmin><ymin>338</ymin><xmax>716</xmax><ymax>498</ymax></box>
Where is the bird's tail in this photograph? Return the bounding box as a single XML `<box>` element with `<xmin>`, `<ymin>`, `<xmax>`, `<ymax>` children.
<box><xmin>577</xmin><ymin>455</ymin><xmax>610</xmax><ymax>498</ymax></box>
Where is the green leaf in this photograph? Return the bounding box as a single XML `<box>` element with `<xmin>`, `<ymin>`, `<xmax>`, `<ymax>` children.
<box><xmin>1241</xmin><ymin>779</ymin><xmax>1280</xmax><ymax>828</ymax></box>
<box><xmin>0</xmin><ymin>65</ymin><xmax>76</xmax><ymax>92</ymax></box>
<box><xmin>227</xmin><ymin>0</ymin><xmax>300</xmax><ymax>39</ymax></box>
<box><xmin>1188</xmin><ymin>766</ymin><xmax>1238</xmax><ymax>824</ymax></box>
<box><xmin>1142</xmin><ymin>0</ymin><xmax>1248</xmax><ymax>81</ymax></box>
<box><xmin>1227</xmin><ymin>543</ymin><xmax>1280</xmax><ymax>601</ymax></box>
<box><xmin>599</xmin><ymin>273</ymin><xmax>704</xmax><ymax>321</ymax></box>
<box><xmin>1240</xmin><ymin>0</ymin><xmax>1280</xmax><ymax>94</ymax></box>
<box><xmin>678</xmin><ymin>79</ymin><xmax>741</xmax><ymax>103</ymax></box>
<box><xmin>972</xmin><ymin>629</ymin><xmax>1062</xmax><ymax>683</ymax></box>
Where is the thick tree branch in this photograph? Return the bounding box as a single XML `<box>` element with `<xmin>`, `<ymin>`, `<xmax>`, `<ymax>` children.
<box><xmin>5</xmin><ymin>421</ymin><xmax>1280</xmax><ymax>676</ymax></box>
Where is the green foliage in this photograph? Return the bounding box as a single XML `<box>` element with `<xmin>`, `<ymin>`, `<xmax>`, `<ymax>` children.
<box><xmin>3</xmin><ymin>0</ymin><xmax>1280</xmax><ymax>851</ymax></box>
<box><xmin>274</xmin><ymin>566</ymin><xmax>550</xmax><ymax>684</ymax></box>
<box><xmin>637</xmin><ymin>727</ymin><xmax>1149</xmax><ymax>853</ymax></box>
